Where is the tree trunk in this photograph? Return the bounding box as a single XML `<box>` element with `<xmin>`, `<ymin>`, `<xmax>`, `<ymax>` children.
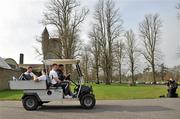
<box><xmin>152</xmin><ymin>64</ymin><xmax>156</xmax><ymax>84</ymax></box>
<box><xmin>96</xmin><ymin>66</ymin><xmax>100</xmax><ymax>84</ymax></box>
<box><xmin>105</xmin><ymin>69</ymin><xmax>111</xmax><ymax>85</ymax></box>
<box><xmin>119</xmin><ymin>63</ymin><xmax>122</xmax><ymax>83</ymax></box>
<box><xmin>131</xmin><ymin>63</ymin><xmax>135</xmax><ymax>85</ymax></box>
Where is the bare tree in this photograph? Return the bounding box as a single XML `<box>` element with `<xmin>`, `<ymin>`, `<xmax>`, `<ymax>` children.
<box><xmin>159</xmin><ymin>63</ymin><xmax>168</xmax><ymax>81</ymax></box>
<box><xmin>89</xmin><ymin>25</ymin><xmax>101</xmax><ymax>84</ymax></box>
<box><xmin>125</xmin><ymin>30</ymin><xmax>138</xmax><ymax>86</ymax></box>
<box><xmin>176</xmin><ymin>1</ymin><xmax>180</xmax><ymax>56</ymax></box>
<box><xmin>42</xmin><ymin>0</ymin><xmax>88</xmax><ymax>72</ymax></box>
<box><xmin>139</xmin><ymin>14</ymin><xmax>162</xmax><ymax>84</ymax></box>
<box><xmin>81</xmin><ymin>46</ymin><xmax>91</xmax><ymax>83</ymax></box>
<box><xmin>177</xmin><ymin>1</ymin><xmax>180</xmax><ymax>19</ymax></box>
<box><xmin>92</xmin><ymin>0</ymin><xmax>123</xmax><ymax>84</ymax></box>
<box><xmin>42</xmin><ymin>0</ymin><xmax>88</xmax><ymax>58</ymax></box>
<box><xmin>114</xmin><ymin>40</ymin><xmax>125</xmax><ymax>83</ymax></box>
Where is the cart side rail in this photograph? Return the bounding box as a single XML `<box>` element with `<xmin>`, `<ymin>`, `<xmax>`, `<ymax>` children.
<box><xmin>9</xmin><ymin>80</ymin><xmax>47</xmax><ymax>90</ymax></box>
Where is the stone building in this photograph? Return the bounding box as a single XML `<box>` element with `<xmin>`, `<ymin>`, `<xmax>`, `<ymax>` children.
<box><xmin>0</xmin><ymin>57</ymin><xmax>21</xmax><ymax>90</ymax></box>
<box><xmin>42</xmin><ymin>27</ymin><xmax>62</xmax><ymax>60</ymax></box>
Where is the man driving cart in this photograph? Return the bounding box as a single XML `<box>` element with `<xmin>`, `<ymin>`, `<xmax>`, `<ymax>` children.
<box><xmin>49</xmin><ymin>64</ymin><xmax>72</xmax><ymax>98</ymax></box>
<box><xmin>56</xmin><ymin>64</ymin><xmax>73</xmax><ymax>97</ymax></box>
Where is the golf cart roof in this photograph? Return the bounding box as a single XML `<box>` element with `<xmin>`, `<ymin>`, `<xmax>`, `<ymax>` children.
<box><xmin>43</xmin><ymin>59</ymin><xmax>80</xmax><ymax>65</ymax></box>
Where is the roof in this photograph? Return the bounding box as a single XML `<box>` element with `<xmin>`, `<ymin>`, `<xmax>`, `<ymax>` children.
<box><xmin>0</xmin><ymin>57</ymin><xmax>11</xmax><ymax>69</ymax></box>
<box><xmin>43</xmin><ymin>59</ymin><xmax>80</xmax><ymax>65</ymax></box>
<box><xmin>42</xmin><ymin>27</ymin><xmax>49</xmax><ymax>35</ymax></box>
<box><xmin>4</xmin><ymin>58</ymin><xmax>18</xmax><ymax>66</ymax></box>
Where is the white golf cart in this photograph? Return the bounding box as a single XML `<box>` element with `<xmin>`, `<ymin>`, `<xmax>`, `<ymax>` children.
<box><xmin>9</xmin><ymin>59</ymin><xmax>96</xmax><ymax>110</ymax></box>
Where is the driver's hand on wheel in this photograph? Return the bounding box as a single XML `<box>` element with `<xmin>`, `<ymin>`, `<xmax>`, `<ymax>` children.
<box><xmin>64</xmin><ymin>80</ymin><xmax>70</xmax><ymax>83</ymax></box>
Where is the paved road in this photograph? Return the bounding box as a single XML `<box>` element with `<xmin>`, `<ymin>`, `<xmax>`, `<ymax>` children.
<box><xmin>0</xmin><ymin>98</ymin><xmax>180</xmax><ymax>119</ymax></box>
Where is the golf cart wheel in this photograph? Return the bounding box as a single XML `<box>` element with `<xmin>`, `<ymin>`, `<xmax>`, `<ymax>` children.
<box><xmin>80</xmin><ymin>94</ymin><xmax>96</xmax><ymax>109</ymax></box>
<box><xmin>22</xmin><ymin>96</ymin><xmax>39</xmax><ymax>111</ymax></box>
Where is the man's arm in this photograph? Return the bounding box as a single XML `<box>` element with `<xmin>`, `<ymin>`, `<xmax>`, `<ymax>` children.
<box><xmin>54</xmin><ymin>77</ymin><xmax>61</xmax><ymax>83</ymax></box>
<box><xmin>30</xmin><ymin>72</ymin><xmax>37</xmax><ymax>80</ymax></box>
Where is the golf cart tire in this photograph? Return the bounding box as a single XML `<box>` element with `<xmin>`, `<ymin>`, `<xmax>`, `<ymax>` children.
<box><xmin>80</xmin><ymin>94</ymin><xmax>96</xmax><ymax>109</ymax></box>
<box><xmin>22</xmin><ymin>96</ymin><xmax>39</xmax><ymax>111</ymax></box>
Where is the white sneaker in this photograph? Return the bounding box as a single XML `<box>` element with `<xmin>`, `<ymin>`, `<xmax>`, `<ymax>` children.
<box><xmin>64</xmin><ymin>95</ymin><xmax>72</xmax><ymax>99</ymax></box>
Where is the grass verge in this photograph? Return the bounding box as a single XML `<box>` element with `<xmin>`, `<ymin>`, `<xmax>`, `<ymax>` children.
<box><xmin>0</xmin><ymin>84</ymin><xmax>179</xmax><ymax>100</ymax></box>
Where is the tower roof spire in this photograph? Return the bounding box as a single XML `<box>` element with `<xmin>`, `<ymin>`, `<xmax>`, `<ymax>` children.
<box><xmin>42</xmin><ymin>27</ymin><xmax>49</xmax><ymax>36</ymax></box>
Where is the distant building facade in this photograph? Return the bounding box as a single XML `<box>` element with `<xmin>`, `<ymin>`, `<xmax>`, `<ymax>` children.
<box><xmin>41</xmin><ymin>27</ymin><xmax>62</xmax><ymax>60</ymax></box>
<box><xmin>4</xmin><ymin>58</ymin><xmax>19</xmax><ymax>70</ymax></box>
<box><xmin>0</xmin><ymin>57</ymin><xmax>21</xmax><ymax>90</ymax></box>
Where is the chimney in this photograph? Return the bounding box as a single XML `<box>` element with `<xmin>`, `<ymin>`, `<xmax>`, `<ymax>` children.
<box><xmin>19</xmin><ymin>53</ymin><xmax>24</xmax><ymax>64</ymax></box>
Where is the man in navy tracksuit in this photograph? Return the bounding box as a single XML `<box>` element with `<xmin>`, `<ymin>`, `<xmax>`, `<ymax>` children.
<box><xmin>56</xmin><ymin>64</ymin><xmax>72</xmax><ymax>97</ymax></box>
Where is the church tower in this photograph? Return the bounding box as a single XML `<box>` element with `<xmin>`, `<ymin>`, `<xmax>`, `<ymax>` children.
<box><xmin>42</xmin><ymin>27</ymin><xmax>49</xmax><ymax>60</ymax></box>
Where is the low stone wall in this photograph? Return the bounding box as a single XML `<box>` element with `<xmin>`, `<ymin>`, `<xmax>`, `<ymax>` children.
<box><xmin>0</xmin><ymin>67</ymin><xmax>22</xmax><ymax>90</ymax></box>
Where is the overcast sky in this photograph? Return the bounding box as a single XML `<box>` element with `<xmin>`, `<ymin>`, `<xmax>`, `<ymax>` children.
<box><xmin>0</xmin><ymin>0</ymin><xmax>179</xmax><ymax>67</ymax></box>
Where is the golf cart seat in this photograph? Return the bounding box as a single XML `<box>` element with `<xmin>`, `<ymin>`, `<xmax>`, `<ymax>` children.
<box><xmin>48</xmin><ymin>82</ymin><xmax>67</xmax><ymax>89</ymax></box>
<box><xmin>45</xmin><ymin>76</ymin><xmax>53</xmax><ymax>88</ymax></box>
<box><xmin>45</xmin><ymin>76</ymin><xmax>62</xmax><ymax>89</ymax></box>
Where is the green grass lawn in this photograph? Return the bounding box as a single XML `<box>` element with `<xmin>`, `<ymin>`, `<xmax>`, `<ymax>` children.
<box><xmin>93</xmin><ymin>84</ymin><xmax>180</xmax><ymax>100</ymax></box>
<box><xmin>0</xmin><ymin>90</ymin><xmax>23</xmax><ymax>100</ymax></box>
<box><xmin>0</xmin><ymin>84</ymin><xmax>179</xmax><ymax>100</ymax></box>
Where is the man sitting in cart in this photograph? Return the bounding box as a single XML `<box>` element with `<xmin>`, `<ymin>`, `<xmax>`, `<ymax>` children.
<box><xmin>23</xmin><ymin>66</ymin><xmax>37</xmax><ymax>80</ymax></box>
<box><xmin>49</xmin><ymin>63</ymin><xmax>72</xmax><ymax>98</ymax></box>
<box><xmin>57</xmin><ymin>64</ymin><xmax>73</xmax><ymax>96</ymax></box>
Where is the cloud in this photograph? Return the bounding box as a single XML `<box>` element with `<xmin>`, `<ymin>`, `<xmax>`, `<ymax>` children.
<box><xmin>0</xmin><ymin>0</ymin><xmax>46</xmax><ymax>64</ymax></box>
